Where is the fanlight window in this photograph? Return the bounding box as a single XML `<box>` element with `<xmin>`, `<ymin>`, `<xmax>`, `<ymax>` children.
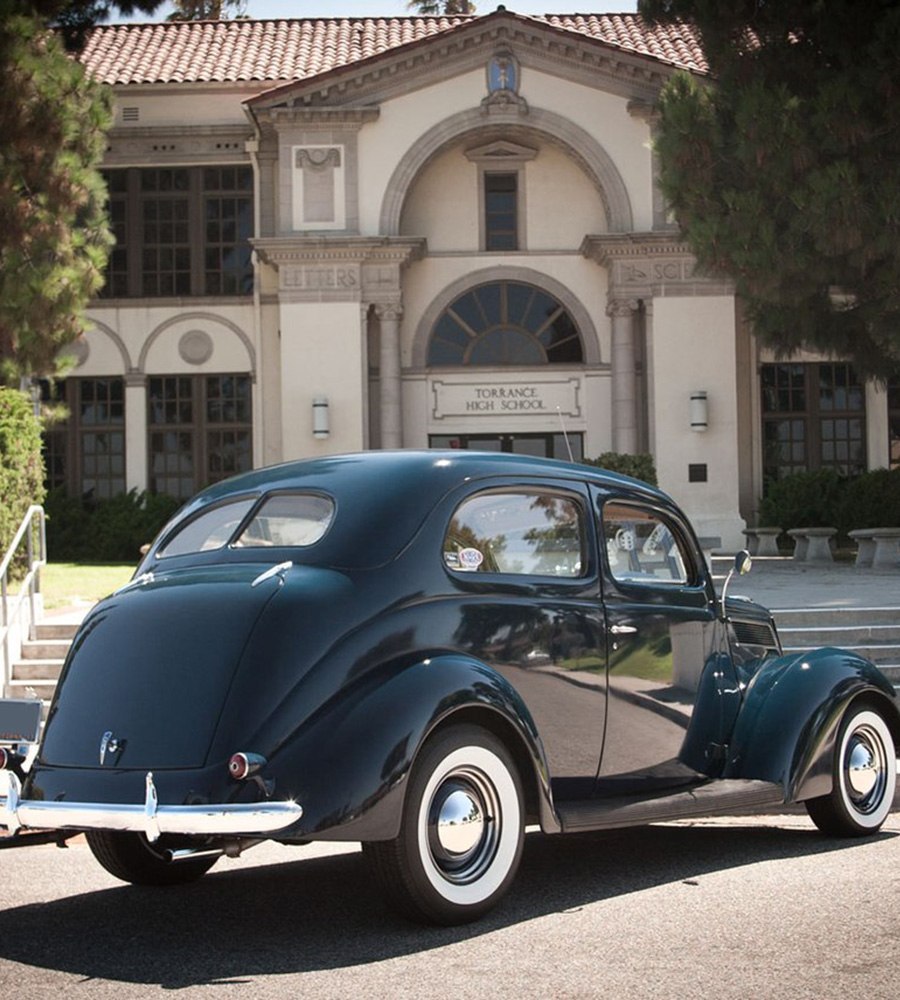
<box><xmin>427</xmin><ymin>281</ymin><xmax>583</xmax><ymax>366</ymax></box>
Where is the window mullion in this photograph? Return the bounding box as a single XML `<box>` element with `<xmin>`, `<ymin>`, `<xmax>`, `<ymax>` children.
<box><xmin>127</xmin><ymin>168</ymin><xmax>141</xmax><ymax>298</ymax></box>
<box><xmin>191</xmin><ymin>169</ymin><xmax>204</xmax><ymax>296</ymax></box>
<box><xmin>195</xmin><ymin>375</ymin><xmax>205</xmax><ymax>495</ymax></box>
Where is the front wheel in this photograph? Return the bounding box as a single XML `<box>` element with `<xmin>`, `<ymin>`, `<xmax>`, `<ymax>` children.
<box><xmin>364</xmin><ymin>724</ymin><xmax>524</xmax><ymax>925</ymax></box>
<box><xmin>86</xmin><ymin>830</ymin><xmax>219</xmax><ymax>886</ymax></box>
<box><xmin>805</xmin><ymin>705</ymin><xmax>897</xmax><ymax>836</ymax></box>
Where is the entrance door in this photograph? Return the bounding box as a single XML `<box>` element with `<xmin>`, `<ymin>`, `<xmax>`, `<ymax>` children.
<box><xmin>429</xmin><ymin>432</ymin><xmax>583</xmax><ymax>461</ymax></box>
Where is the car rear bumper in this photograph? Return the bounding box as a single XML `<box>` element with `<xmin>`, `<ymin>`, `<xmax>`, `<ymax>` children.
<box><xmin>0</xmin><ymin>770</ymin><xmax>302</xmax><ymax>842</ymax></box>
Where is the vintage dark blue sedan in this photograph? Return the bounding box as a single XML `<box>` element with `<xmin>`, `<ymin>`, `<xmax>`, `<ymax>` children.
<box><xmin>1</xmin><ymin>451</ymin><xmax>898</xmax><ymax>923</ymax></box>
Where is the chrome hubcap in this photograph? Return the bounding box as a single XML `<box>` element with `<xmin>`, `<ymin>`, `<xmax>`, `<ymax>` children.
<box><xmin>844</xmin><ymin>725</ymin><xmax>888</xmax><ymax>813</ymax></box>
<box><xmin>427</xmin><ymin>770</ymin><xmax>500</xmax><ymax>884</ymax></box>
<box><xmin>436</xmin><ymin>788</ymin><xmax>485</xmax><ymax>856</ymax></box>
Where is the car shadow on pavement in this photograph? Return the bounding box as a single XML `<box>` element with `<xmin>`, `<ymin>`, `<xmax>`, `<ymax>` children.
<box><xmin>0</xmin><ymin>821</ymin><xmax>893</xmax><ymax>990</ymax></box>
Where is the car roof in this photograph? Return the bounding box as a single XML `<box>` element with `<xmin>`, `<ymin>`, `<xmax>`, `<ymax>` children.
<box><xmin>158</xmin><ymin>451</ymin><xmax>667</xmax><ymax>570</ymax></box>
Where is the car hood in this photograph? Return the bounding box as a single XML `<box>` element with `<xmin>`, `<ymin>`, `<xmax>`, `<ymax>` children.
<box><xmin>39</xmin><ymin>564</ymin><xmax>288</xmax><ymax>770</ymax></box>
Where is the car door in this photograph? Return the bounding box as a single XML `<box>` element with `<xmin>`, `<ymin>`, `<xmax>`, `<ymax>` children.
<box><xmin>441</xmin><ymin>482</ymin><xmax>608</xmax><ymax>795</ymax></box>
<box><xmin>593</xmin><ymin>489</ymin><xmax>735</xmax><ymax>796</ymax></box>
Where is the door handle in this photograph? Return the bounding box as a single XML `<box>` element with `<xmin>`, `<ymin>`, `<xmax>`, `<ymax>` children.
<box><xmin>609</xmin><ymin>624</ymin><xmax>638</xmax><ymax>635</ymax></box>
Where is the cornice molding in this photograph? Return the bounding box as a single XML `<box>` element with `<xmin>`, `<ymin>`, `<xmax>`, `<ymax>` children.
<box><xmin>253</xmin><ymin>236</ymin><xmax>426</xmax><ymax>267</ymax></box>
<box><xmin>582</xmin><ymin>233</ymin><xmax>736</xmax><ymax>298</ymax></box>
<box><xmin>253</xmin><ymin>236</ymin><xmax>426</xmax><ymax>303</ymax></box>
<box><xmin>105</xmin><ymin>124</ymin><xmax>251</xmax><ymax>164</ymax></box>
<box><xmin>253</xmin><ymin>107</ymin><xmax>380</xmax><ymax>130</ymax></box>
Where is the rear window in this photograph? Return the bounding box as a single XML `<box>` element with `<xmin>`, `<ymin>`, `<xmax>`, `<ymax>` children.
<box><xmin>157</xmin><ymin>493</ymin><xmax>334</xmax><ymax>558</ymax></box>
<box><xmin>158</xmin><ymin>498</ymin><xmax>255</xmax><ymax>558</ymax></box>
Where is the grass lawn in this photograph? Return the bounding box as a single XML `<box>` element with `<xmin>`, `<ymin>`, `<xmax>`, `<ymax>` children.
<box><xmin>41</xmin><ymin>562</ymin><xmax>135</xmax><ymax>610</ymax></box>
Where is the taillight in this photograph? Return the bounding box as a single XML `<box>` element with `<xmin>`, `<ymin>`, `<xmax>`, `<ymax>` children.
<box><xmin>228</xmin><ymin>752</ymin><xmax>266</xmax><ymax>781</ymax></box>
<box><xmin>0</xmin><ymin>748</ymin><xmax>9</xmax><ymax>770</ymax></box>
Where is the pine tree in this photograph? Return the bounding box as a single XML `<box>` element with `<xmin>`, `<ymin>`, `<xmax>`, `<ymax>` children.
<box><xmin>640</xmin><ymin>0</ymin><xmax>900</xmax><ymax>378</ymax></box>
<box><xmin>0</xmin><ymin>12</ymin><xmax>113</xmax><ymax>385</ymax></box>
<box><xmin>407</xmin><ymin>1</ymin><xmax>476</xmax><ymax>14</ymax></box>
<box><xmin>167</xmin><ymin>0</ymin><xmax>245</xmax><ymax>20</ymax></box>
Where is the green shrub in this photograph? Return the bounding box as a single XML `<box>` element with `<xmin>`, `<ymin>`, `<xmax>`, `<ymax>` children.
<box><xmin>0</xmin><ymin>387</ymin><xmax>45</xmax><ymax>569</ymax></box>
<box><xmin>758</xmin><ymin>467</ymin><xmax>900</xmax><ymax>540</ymax></box>
<box><xmin>582</xmin><ymin>452</ymin><xmax>658</xmax><ymax>486</ymax></box>
<box><xmin>46</xmin><ymin>488</ymin><xmax>181</xmax><ymax>563</ymax></box>
<box><xmin>838</xmin><ymin>468</ymin><xmax>900</xmax><ymax>531</ymax></box>
<box><xmin>758</xmin><ymin>468</ymin><xmax>847</xmax><ymax>532</ymax></box>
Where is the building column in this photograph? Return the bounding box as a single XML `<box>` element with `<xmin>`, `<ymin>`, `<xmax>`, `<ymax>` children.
<box><xmin>865</xmin><ymin>380</ymin><xmax>891</xmax><ymax>470</ymax></box>
<box><xmin>376</xmin><ymin>302</ymin><xmax>403</xmax><ymax>450</ymax></box>
<box><xmin>124</xmin><ymin>372</ymin><xmax>148</xmax><ymax>492</ymax></box>
<box><xmin>608</xmin><ymin>297</ymin><xmax>639</xmax><ymax>454</ymax></box>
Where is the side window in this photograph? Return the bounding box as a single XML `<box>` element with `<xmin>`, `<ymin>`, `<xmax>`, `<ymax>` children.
<box><xmin>444</xmin><ymin>492</ymin><xmax>584</xmax><ymax>577</ymax></box>
<box><xmin>235</xmin><ymin>493</ymin><xmax>334</xmax><ymax>548</ymax></box>
<box><xmin>603</xmin><ymin>502</ymin><xmax>690</xmax><ymax>585</ymax></box>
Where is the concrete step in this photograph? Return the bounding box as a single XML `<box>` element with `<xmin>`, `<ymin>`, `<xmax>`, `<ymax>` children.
<box><xmin>34</xmin><ymin>621</ymin><xmax>80</xmax><ymax>641</ymax></box>
<box><xmin>12</xmin><ymin>660</ymin><xmax>64</xmax><ymax>682</ymax></box>
<box><xmin>7</xmin><ymin>679</ymin><xmax>57</xmax><ymax>702</ymax></box>
<box><xmin>18</xmin><ymin>639</ymin><xmax>72</xmax><ymax>661</ymax></box>
<box><xmin>782</xmin><ymin>643</ymin><xmax>900</xmax><ymax>667</ymax></box>
<box><xmin>773</xmin><ymin>607</ymin><xmax>900</xmax><ymax>628</ymax></box>
<box><xmin>4</xmin><ymin>616</ymin><xmax>82</xmax><ymax>704</ymax></box>
<box><xmin>779</xmin><ymin>623</ymin><xmax>900</xmax><ymax>645</ymax></box>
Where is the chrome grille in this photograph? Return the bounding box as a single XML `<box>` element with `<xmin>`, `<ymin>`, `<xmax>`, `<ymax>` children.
<box><xmin>731</xmin><ymin>619</ymin><xmax>779</xmax><ymax>649</ymax></box>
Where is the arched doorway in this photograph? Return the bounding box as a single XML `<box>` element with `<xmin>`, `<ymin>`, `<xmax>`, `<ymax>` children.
<box><xmin>427</xmin><ymin>280</ymin><xmax>585</xmax><ymax>460</ymax></box>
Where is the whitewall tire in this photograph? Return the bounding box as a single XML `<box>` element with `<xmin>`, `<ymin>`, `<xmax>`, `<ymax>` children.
<box><xmin>806</xmin><ymin>705</ymin><xmax>896</xmax><ymax>837</ymax></box>
<box><xmin>364</xmin><ymin>724</ymin><xmax>524</xmax><ymax>924</ymax></box>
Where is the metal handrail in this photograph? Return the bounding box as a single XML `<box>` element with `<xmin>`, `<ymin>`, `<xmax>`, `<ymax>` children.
<box><xmin>0</xmin><ymin>506</ymin><xmax>46</xmax><ymax>697</ymax></box>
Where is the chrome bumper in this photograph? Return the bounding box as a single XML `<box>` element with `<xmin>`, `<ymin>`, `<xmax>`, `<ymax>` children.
<box><xmin>0</xmin><ymin>771</ymin><xmax>303</xmax><ymax>843</ymax></box>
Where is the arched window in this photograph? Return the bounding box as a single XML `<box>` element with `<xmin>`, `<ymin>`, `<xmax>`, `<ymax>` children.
<box><xmin>427</xmin><ymin>281</ymin><xmax>584</xmax><ymax>366</ymax></box>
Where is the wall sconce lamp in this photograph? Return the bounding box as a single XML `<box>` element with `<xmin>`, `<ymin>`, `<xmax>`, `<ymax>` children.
<box><xmin>690</xmin><ymin>390</ymin><xmax>708</xmax><ymax>432</ymax></box>
<box><xmin>312</xmin><ymin>397</ymin><xmax>330</xmax><ymax>439</ymax></box>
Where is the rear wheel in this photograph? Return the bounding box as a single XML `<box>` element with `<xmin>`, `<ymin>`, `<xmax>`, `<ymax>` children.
<box><xmin>86</xmin><ymin>830</ymin><xmax>218</xmax><ymax>886</ymax></box>
<box><xmin>805</xmin><ymin>705</ymin><xmax>896</xmax><ymax>837</ymax></box>
<box><xmin>364</xmin><ymin>724</ymin><xmax>524</xmax><ymax>925</ymax></box>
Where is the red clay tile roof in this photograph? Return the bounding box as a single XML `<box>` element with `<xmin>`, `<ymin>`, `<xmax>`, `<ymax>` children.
<box><xmin>79</xmin><ymin>13</ymin><xmax>706</xmax><ymax>87</ymax></box>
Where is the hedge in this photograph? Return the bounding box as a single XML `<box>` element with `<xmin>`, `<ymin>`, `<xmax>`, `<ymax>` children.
<box><xmin>758</xmin><ymin>467</ymin><xmax>900</xmax><ymax>539</ymax></box>
<box><xmin>45</xmin><ymin>488</ymin><xmax>181</xmax><ymax>563</ymax></box>
<box><xmin>0</xmin><ymin>387</ymin><xmax>45</xmax><ymax>567</ymax></box>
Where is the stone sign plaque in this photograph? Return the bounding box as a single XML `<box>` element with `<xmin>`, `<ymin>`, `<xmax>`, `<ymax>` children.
<box><xmin>431</xmin><ymin>378</ymin><xmax>581</xmax><ymax>419</ymax></box>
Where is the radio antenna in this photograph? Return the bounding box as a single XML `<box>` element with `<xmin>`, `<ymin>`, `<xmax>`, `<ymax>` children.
<box><xmin>556</xmin><ymin>406</ymin><xmax>575</xmax><ymax>462</ymax></box>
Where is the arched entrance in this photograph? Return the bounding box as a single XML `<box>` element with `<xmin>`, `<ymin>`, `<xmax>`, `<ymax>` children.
<box><xmin>425</xmin><ymin>279</ymin><xmax>586</xmax><ymax>460</ymax></box>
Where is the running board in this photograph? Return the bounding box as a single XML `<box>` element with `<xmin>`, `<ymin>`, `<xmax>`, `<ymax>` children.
<box><xmin>556</xmin><ymin>780</ymin><xmax>784</xmax><ymax>833</ymax></box>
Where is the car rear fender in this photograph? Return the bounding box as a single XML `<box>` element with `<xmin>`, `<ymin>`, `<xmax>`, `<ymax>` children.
<box><xmin>723</xmin><ymin>647</ymin><xmax>900</xmax><ymax>801</ymax></box>
<box><xmin>269</xmin><ymin>654</ymin><xmax>556</xmax><ymax>842</ymax></box>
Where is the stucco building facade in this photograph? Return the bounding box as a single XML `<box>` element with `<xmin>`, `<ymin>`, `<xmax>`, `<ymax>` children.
<box><xmin>49</xmin><ymin>10</ymin><xmax>899</xmax><ymax>549</ymax></box>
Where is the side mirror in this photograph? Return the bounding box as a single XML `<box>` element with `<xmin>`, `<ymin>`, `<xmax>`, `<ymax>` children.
<box><xmin>720</xmin><ymin>549</ymin><xmax>752</xmax><ymax>619</ymax></box>
<box><xmin>734</xmin><ymin>550</ymin><xmax>752</xmax><ymax>577</ymax></box>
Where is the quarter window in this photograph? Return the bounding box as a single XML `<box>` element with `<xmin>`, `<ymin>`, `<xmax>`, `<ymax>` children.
<box><xmin>444</xmin><ymin>492</ymin><xmax>584</xmax><ymax>577</ymax></box>
<box><xmin>603</xmin><ymin>503</ymin><xmax>689</xmax><ymax>585</ymax></box>
<box><xmin>236</xmin><ymin>493</ymin><xmax>334</xmax><ymax>548</ymax></box>
<box><xmin>157</xmin><ymin>498</ymin><xmax>255</xmax><ymax>558</ymax></box>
